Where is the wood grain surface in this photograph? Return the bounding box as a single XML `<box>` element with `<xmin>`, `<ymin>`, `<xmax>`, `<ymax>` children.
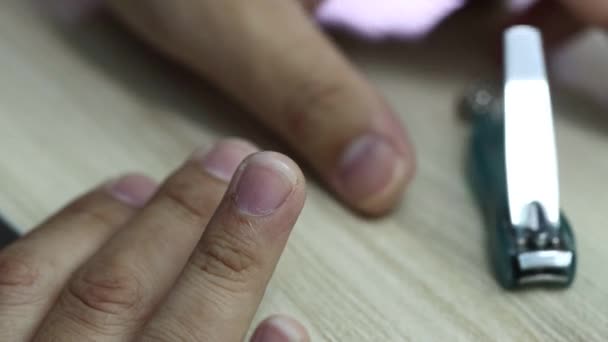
<box><xmin>1</xmin><ymin>1</ymin><xmax>607</xmax><ymax>340</ymax></box>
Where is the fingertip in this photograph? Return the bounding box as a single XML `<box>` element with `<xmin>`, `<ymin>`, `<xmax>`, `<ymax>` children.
<box><xmin>500</xmin><ymin>0</ymin><xmax>585</xmax><ymax>52</ymax></box>
<box><xmin>559</xmin><ymin>0</ymin><xmax>608</xmax><ymax>28</ymax></box>
<box><xmin>331</xmin><ymin>133</ymin><xmax>415</xmax><ymax>216</ymax></box>
<box><xmin>357</xmin><ymin>156</ymin><xmax>414</xmax><ymax>217</ymax></box>
<box><xmin>104</xmin><ymin>173</ymin><xmax>158</xmax><ymax>208</ymax></box>
<box><xmin>231</xmin><ymin>152</ymin><xmax>306</xmax><ymax>217</ymax></box>
<box><xmin>251</xmin><ymin>315</ymin><xmax>310</xmax><ymax>342</ymax></box>
<box><xmin>192</xmin><ymin>138</ymin><xmax>260</xmax><ymax>183</ymax></box>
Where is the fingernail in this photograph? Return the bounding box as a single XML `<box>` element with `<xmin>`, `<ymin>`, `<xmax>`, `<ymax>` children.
<box><xmin>105</xmin><ymin>174</ymin><xmax>157</xmax><ymax>208</ymax></box>
<box><xmin>193</xmin><ymin>139</ymin><xmax>258</xmax><ymax>182</ymax></box>
<box><xmin>233</xmin><ymin>153</ymin><xmax>297</xmax><ymax>216</ymax></box>
<box><xmin>251</xmin><ymin>316</ymin><xmax>306</xmax><ymax>342</ymax></box>
<box><xmin>336</xmin><ymin>134</ymin><xmax>407</xmax><ymax>204</ymax></box>
<box><xmin>35</xmin><ymin>0</ymin><xmax>104</xmax><ymax>22</ymax></box>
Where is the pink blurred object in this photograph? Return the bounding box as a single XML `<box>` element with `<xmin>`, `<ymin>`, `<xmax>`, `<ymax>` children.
<box><xmin>316</xmin><ymin>0</ymin><xmax>543</xmax><ymax>39</ymax></box>
<box><xmin>317</xmin><ymin>0</ymin><xmax>466</xmax><ymax>39</ymax></box>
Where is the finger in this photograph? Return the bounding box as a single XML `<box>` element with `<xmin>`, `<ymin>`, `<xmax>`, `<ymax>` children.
<box><xmin>40</xmin><ymin>0</ymin><xmax>322</xmax><ymax>22</ymax></box>
<box><xmin>504</xmin><ymin>0</ymin><xmax>608</xmax><ymax>52</ymax></box>
<box><xmin>108</xmin><ymin>0</ymin><xmax>415</xmax><ymax>215</ymax></box>
<box><xmin>559</xmin><ymin>0</ymin><xmax>608</xmax><ymax>27</ymax></box>
<box><xmin>503</xmin><ymin>0</ymin><xmax>586</xmax><ymax>51</ymax></box>
<box><xmin>0</xmin><ymin>174</ymin><xmax>157</xmax><ymax>341</ymax></box>
<box><xmin>141</xmin><ymin>152</ymin><xmax>306</xmax><ymax>342</ymax></box>
<box><xmin>36</xmin><ymin>0</ymin><xmax>105</xmax><ymax>22</ymax></box>
<box><xmin>250</xmin><ymin>315</ymin><xmax>310</xmax><ymax>342</ymax></box>
<box><xmin>33</xmin><ymin>139</ymin><xmax>258</xmax><ymax>341</ymax></box>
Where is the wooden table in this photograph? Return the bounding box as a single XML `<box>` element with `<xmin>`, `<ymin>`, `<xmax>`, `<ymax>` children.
<box><xmin>1</xmin><ymin>1</ymin><xmax>607</xmax><ymax>340</ymax></box>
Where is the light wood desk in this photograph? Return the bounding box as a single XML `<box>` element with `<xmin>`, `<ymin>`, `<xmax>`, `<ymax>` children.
<box><xmin>1</xmin><ymin>1</ymin><xmax>607</xmax><ymax>340</ymax></box>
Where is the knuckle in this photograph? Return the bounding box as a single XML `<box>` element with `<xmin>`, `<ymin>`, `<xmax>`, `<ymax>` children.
<box><xmin>282</xmin><ymin>78</ymin><xmax>349</xmax><ymax>140</ymax></box>
<box><xmin>64</xmin><ymin>264</ymin><xmax>145</xmax><ymax>322</ymax></box>
<box><xmin>64</xmin><ymin>195</ymin><xmax>127</xmax><ymax>228</ymax></box>
<box><xmin>193</xmin><ymin>226</ymin><xmax>259</xmax><ymax>289</ymax></box>
<box><xmin>0</xmin><ymin>252</ymin><xmax>45</xmax><ymax>306</ymax></box>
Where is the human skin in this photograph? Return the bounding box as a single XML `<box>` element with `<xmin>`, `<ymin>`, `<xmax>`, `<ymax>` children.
<box><xmin>44</xmin><ymin>0</ymin><xmax>607</xmax><ymax>217</ymax></box>
<box><xmin>0</xmin><ymin>139</ymin><xmax>311</xmax><ymax>341</ymax></box>
<box><xmin>3</xmin><ymin>1</ymin><xmax>606</xmax><ymax>340</ymax></box>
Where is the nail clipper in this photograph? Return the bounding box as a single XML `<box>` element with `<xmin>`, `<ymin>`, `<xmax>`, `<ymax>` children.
<box><xmin>462</xmin><ymin>26</ymin><xmax>577</xmax><ymax>289</ymax></box>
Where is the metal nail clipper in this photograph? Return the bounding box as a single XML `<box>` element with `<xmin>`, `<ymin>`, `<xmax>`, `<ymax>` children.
<box><xmin>462</xmin><ymin>25</ymin><xmax>576</xmax><ymax>289</ymax></box>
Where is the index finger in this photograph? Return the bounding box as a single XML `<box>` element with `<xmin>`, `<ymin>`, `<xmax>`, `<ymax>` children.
<box><xmin>140</xmin><ymin>152</ymin><xmax>306</xmax><ymax>341</ymax></box>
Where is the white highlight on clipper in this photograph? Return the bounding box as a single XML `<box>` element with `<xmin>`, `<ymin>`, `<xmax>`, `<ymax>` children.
<box><xmin>504</xmin><ymin>26</ymin><xmax>560</xmax><ymax>228</ymax></box>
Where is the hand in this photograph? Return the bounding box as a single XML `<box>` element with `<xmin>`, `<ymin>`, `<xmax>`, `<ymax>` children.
<box><xmin>52</xmin><ymin>0</ymin><xmax>417</xmax><ymax>216</ymax></box>
<box><xmin>508</xmin><ymin>0</ymin><xmax>607</xmax><ymax>49</ymax></box>
<box><xmin>559</xmin><ymin>0</ymin><xmax>608</xmax><ymax>26</ymax></box>
<box><xmin>0</xmin><ymin>139</ymin><xmax>309</xmax><ymax>341</ymax></box>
